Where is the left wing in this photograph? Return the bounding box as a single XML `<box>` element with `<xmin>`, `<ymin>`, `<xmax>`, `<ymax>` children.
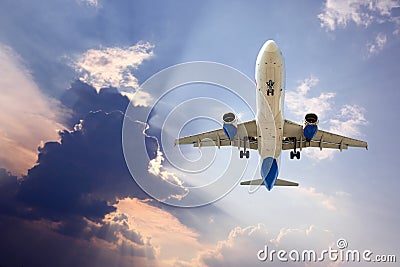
<box><xmin>282</xmin><ymin>120</ymin><xmax>368</xmax><ymax>151</ymax></box>
<box><xmin>175</xmin><ymin>120</ymin><xmax>258</xmax><ymax>149</ymax></box>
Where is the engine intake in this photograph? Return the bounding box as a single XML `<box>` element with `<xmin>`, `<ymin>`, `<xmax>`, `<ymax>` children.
<box><xmin>222</xmin><ymin>112</ymin><xmax>237</xmax><ymax>140</ymax></box>
<box><xmin>303</xmin><ymin>113</ymin><xmax>318</xmax><ymax>140</ymax></box>
<box><xmin>305</xmin><ymin>113</ymin><xmax>318</xmax><ymax>124</ymax></box>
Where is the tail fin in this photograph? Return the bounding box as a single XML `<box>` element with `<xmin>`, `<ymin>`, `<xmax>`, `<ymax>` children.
<box><xmin>240</xmin><ymin>178</ymin><xmax>298</xmax><ymax>187</ymax></box>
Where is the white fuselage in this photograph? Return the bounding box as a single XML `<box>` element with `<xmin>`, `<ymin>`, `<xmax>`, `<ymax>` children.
<box><xmin>255</xmin><ymin>40</ymin><xmax>285</xmax><ymax>162</ymax></box>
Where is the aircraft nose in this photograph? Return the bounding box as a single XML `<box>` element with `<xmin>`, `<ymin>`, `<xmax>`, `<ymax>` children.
<box><xmin>264</xmin><ymin>40</ymin><xmax>278</xmax><ymax>52</ymax></box>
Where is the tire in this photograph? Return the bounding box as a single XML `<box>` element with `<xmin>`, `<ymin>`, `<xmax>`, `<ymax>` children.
<box><xmin>290</xmin><ymin>151</ymin><xmax>294</xmax><ymax>159</ymax></box>
<box><xmin>296</xmin><ymin>151</ymin><xmax>300</xmax><ymax>159</ymax></box>
<box><xmin>240</xmin><ymin>151</ymin><xmax>243</xmax><ymax>158</ymax></box>
<box><xmin>246</xmin><ymin>151</ymin><xmax>250</xmax><ymax>158</ymax></box>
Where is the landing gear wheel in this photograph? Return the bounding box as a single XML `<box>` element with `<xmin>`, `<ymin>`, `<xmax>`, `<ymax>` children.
<box><xmin>290</xmin><ymin>151</ymin><xmax>301</xmax><ymax>160</ymax></box>
<box><xmin>240</xmin><ymin>150</ymin><xmax>244</xmax><ymax>158</ymax></box>
<box><xmin>246</xmin><ymin>150</ymin><xmax>250</xmax><ymax>159</ymax></box>
<box><xmin>267</xmin><ymin>89</ymin><xmax>274</xmax><ymax>96</ymax></box>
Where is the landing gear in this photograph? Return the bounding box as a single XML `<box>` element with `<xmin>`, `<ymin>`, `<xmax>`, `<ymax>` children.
<box><xmin>240</xmin><ymin>150</ymin><xmax>250</xmax><ymax>159</ymax></box>
<box><xmin>289</xmin><ymin>137</ymin><xmax>301</xmax><ymax>160</ymax></box>
<box><xmin>290</xmin><ymin>151</ymin><xmax>300</xmax><ymax>160</ymax></box>
<box><xmin>239</xmin><ymin>137</ymin><xmax>250</xmax><ymax>159</ymax></box>
<box><xmin>266</xmin><ymin>80</ymin><xmax>275</xmax><ymax>96</ymax></box>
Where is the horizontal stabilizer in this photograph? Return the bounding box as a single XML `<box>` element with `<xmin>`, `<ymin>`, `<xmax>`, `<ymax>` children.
<box><xmin>240</xmin><ymin>179</ymin><xmax>264</xmax><ymax>185</ymax></box>
<box><xmin>240</xmin><ymin>178</ymin><xmax>299</xmax><ymax>186</ymax></box>
<box><xmin>274</xmin><ymin>178</ymin><xmax>299</xmax><ymax>186</ymax></box>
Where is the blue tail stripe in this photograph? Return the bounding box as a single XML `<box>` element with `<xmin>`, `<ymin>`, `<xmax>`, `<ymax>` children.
<box><xmin>261</xmin><ymin>157</ymin><xmax>279</xmax><ymax>191</ymax></box>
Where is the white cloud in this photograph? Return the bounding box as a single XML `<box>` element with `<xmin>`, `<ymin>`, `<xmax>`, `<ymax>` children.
<box><xmin>296</xmin><ymin>187</ymin><xmax>351</xmax><ymax>211</ymax></box>
<box><xmin>286</xmin><ymin>76</ymin><xmax>335</xmax><ymax>121</ymax></box>
<box><xmin>148</xmin><ymin>149</ymin><xmax>185</xmax><ymax>188</ymax></box>
<box><xmin>367</xmin><ymin>32</ymin><xmax>387</xmax><ymax>56</ymax></box>
<box><xmin>194</xmin><ymin>224</ymin><xmax>337</xmax><ymax>267</ymax></box>
<box><xmin>286</xmin><ymin>77</ymin><xmax>368</xmax><ymax>161</ymax></box>
<box><xmin>0</xmin><ymin>44</ymin><xmax>65</xmax><ymax>175</ymax></box>
<box><xmin>78</xmin><ymin>0</ymin><xmax>99</xmax><ymax>8</ymax></box>
<box><xmin>318</xmin><ymin>0</ymin><xmax>400</xmax><ymax>31</ymax></box>
<box><xmin>121</xmin><ymin>90</ymin><xmax>153</xmax><ymax>107</ymax></box>
<box><xmin>329</xmin><ymin>104</ymin><xmax>368</xmax><ymax>137</ymax></box>
<box><xmin>75</xmin><ymin>41</ymin><xmax>154</xmax><ymax>106</ymax></box>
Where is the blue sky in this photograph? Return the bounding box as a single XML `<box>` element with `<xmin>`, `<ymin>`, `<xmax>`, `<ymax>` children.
<box><xmin>0</xmin><ymin>0</ymin><xmax>399</xmax><ymax>266</ymax></box>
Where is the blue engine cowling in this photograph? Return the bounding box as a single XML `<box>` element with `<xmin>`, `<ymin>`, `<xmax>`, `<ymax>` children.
<box><xmin>222</xmin><ymin>112</ymin><xmax>237</xmax><ymax>141</ymax></box>
<box><xmin>303</xmin><ymin>113</ymin><xmax>318</xmax><ymax>140</ymax></box>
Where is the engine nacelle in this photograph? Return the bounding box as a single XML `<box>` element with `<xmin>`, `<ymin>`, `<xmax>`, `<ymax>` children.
<box><xmin>222</xmin><ymin>112</ymin><xmax>237</xmax><ymax>141</ymax></box>
<box><xmin>303</xmin><ymin>113</ymin><xmax>318</xmax><ymax>140</ymax></box>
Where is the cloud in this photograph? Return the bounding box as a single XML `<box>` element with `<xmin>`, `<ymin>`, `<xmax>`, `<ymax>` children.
<box><xmin>296</xmin><ymin>187</ymin><xmax>351</xmax><ymax>211</ymax></box>
<box><xmin>79</xmin><ymin>0</ymin><xmax>99</xmax><ymax>8</ymax></box>
<box><xmin>74</xmin><ymin>41</ymin><xmax>154</xmax><ymax>106</ymax></box>
<box><xmin>329</xmin><ymin>104</ymin><xmax>368</xmax><ymax>137</ymax></box>
<box><xmin>17</xmin><ymin>109</ymin><xmax>187</xmax><ymax>222</ymax></box>
<box><xmin>367</xmin><ymin>32</ymin><xmax>387</xmax><ymax>56</ymax></box>
<box><xmin>0</xmin><ymin>43</ymin><xmax>65</xmax><ymax>175</ymax></box>
<box><xmin>116</xmin><ymin>197</ymin><xmax>205</xmax><ymax>261</ymax></box>
<box><xmin>285</xmin><ymin>76</ymin><xmax>335</xmax><ymax>121</ymax></box>
<box><xmin>0</xmin><ymin>214</ymin><xmax>158</xmax><ymax>267</ymax></box>
<box><xmin>318</xmin><ymin>0</ymin><xmax>400</xmax><ymax>31</ymax></box>
<box><xmin>0</xmin><ymin>81</ymin><xmax>193</xmax><ymax>266</ymax></box>
<box><xmin>196</xmin><ymin>224</ymin><xmax>336</xmax><ymax>267</ymax></box>
<box><xmin>286</xmin><ymin>77</ymin><xmax>368</xmax><ymax>161</ymax></box>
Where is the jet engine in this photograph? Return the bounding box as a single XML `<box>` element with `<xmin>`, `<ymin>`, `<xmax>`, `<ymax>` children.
<box><xmin>222</xmin><ymin>112</ymin><xmax>237</xmax><ymax>140</ymax></box>
<box><xmin>303</xmin><ymin>113</ymin><xmax>318</xmax><ymax>141</ymax></box>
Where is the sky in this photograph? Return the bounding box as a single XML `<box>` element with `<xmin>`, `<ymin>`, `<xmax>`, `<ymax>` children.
<box><xmin>0</xmin><ymin>0</ymin><xmax>399</xmax><ymax>266</ymax></box>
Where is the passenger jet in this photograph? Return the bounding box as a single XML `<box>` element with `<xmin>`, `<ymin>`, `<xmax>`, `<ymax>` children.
<box><xmin>175</xmin><ymin>40</ymin><xmax>367</xmax><ymax>191</ymax></box>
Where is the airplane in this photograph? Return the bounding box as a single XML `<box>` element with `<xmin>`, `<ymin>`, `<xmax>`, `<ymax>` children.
<box><xmin>174</xmin><ymin>40</ymin><xmax>368</xmax><ymax>191</ymax></box>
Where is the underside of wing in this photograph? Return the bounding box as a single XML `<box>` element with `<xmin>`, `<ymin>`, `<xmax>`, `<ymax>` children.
<box><xmin>175</xmin><ymin>120</ymin><xmax>258</xmax><ymax>149</ymax></box>
<box><xmin>282</xmin><ymin>120</ymin><xmax>368</xmax><ymax>151</ymax></box>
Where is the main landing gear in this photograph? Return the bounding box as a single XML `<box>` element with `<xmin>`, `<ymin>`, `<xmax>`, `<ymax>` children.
<box><xmin>266</xmin><ymin>80</ymin><xmax>275</xmax><ymax>96</ymax></box>
<box><xmin>240</xmin><ymin>150</ymin><xmax>250</xmax><ymax>159</ymax></box>
<box><xmin>289</xmin><ymin>137</ymin><xmax>300</xmax><ymax>160</ymax></box>
<box><xmin>239</xmin><ymin>136</ymin><xmax>250</xmax><ymax>159</ymax></box>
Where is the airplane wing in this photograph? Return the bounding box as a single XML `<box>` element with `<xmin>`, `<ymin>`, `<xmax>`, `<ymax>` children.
<box><xmin>282</xmin><ymin>120</ymin><xmax>368</xmax><ymax>151</ymax></box>
<box><xmin>175</xmin><ymin>120</ymin><xmax>258</xmax><ymax>150</ymax></box>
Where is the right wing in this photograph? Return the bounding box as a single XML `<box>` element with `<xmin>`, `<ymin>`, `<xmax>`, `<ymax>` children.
<box><xmin>282</xmin><ymin>120</ymin><xmax>368</xmax><ymax>151</ymax></box>
<box><xmin>175</xmin><ymin>120</ymin><xmax>259</xmax><ymax>150</ymax></box>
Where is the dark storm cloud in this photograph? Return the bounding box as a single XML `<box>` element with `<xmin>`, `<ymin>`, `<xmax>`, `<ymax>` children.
<box><xmin>18</xmin><ymin>108</ymin><xmax>186</xmax><ymax>224</ymax></box>
<box><xmin>0</xmin><ymin>79</ymin><xmax>234</xmax><ymax>266</ymax></box>
<box><xmin>0</xmin><ymin>215</ymin><xmax>156</xmax><ymax>267</ymax></box>
<box><xmin>0</xmin><ymin>169</ymin><xmax>19</xmax><ymax>215</ymax></box>
<box><xmin>61</xmin><ymin>80</ymin><xmax>147</xmax><ymax>127</ymax></box>
<box><xmin>0</xmin><ymin>79</ymin><xmax>191</xmax><ymax>265</ymax></box>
